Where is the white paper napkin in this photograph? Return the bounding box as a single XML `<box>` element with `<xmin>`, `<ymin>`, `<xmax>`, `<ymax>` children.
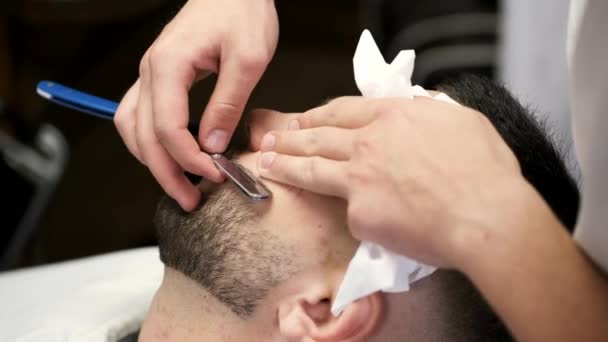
<box><xmin>331</xmin><ymin>30</ymin><xmax>458</xmax><ymax>316</ymax></box>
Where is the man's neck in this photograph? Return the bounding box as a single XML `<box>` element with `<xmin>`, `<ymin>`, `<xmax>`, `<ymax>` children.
<box><xmin>139</xmin><ymin>268</ymin><xmax>259</xmax><ymax>342</ymax></box>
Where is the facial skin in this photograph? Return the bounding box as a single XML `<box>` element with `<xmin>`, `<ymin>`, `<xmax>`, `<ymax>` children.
<box><xmin>140</xmin><ymin>150</ymin><xmax>456</xmax><ymax>342</ymax></box>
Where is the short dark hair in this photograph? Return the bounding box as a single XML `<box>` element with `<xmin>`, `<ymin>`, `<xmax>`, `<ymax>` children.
<box><xmin>438</xmin><ymin>75</ymin><xmax>579</xmax><ymax>230</ymax></box>
<box><xmin>153</xmin><ymin>75</ymin><xmax>579</xmax><ymax>337</ymax></box>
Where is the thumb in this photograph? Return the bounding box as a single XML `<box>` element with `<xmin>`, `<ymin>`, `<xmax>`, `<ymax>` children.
<box><xmin>199</xmin><ymin>55</ymin><xmax>266</xmax><ymax>153</ymax></box>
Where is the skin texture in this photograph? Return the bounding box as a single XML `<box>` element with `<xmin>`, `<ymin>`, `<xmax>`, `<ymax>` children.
<box><xmin>114</xmin><ymin>0</ymin><xmax>278</xmax><ymax>211</ymax></box>
<box><xmin>251</xmin><ymin>98</ymin><xmax>608</xmax><ymax>341</ymax></box>
<box><xmin>141</xmin><ymin>151</ymin><xmax>437</xmax><ymax>342</ymax></box>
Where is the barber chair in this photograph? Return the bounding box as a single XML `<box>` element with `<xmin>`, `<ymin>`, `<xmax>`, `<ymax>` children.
<box><xmin>0</xmin><ymin>105</ymin><xmax>68</xmax><ymax>270</ymax></box>
<box><xmin>360</xmin><ymin>0</ymin><xmax>499</xmax><ymax>87</ymax></box>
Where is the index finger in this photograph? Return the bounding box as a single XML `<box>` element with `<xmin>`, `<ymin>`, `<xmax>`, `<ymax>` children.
<box><xmin>150</xmin><ymin>60</ymin><xmax>223</xmax><ymax>182</ymax></box>
<box><xmin>198</xmin><ymin>55</ymin><xmax>267</xmax><ymax>153</ymax></box>
<box><xmin>257</xmin><ymin>152</ymin><xmax>349</xmax><ymax>198</ymax></box>
<box><xmin>296</xmin><ymin>96</ymin><xmax>409</xmax><ymax>130</ymax></box>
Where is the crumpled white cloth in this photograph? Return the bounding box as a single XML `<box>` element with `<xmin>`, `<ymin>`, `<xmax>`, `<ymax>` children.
<box><xmin>331</xmin><ymin>30</ymin><xmax>458</xmax><ymax>316</ymax></box>
<box><xmin>0</xmin><ymin>247</ymin><xmax>162</xmax><ymax>342</ymax></box>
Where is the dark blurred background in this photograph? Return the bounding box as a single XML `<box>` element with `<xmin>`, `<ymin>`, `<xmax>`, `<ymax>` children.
<box><xmin>0</xmin><ymin>0</ymin><xmax>499</xmax><ymax>269</ymax></box>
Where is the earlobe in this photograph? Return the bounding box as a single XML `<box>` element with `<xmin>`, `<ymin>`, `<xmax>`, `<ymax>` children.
<box><xmin>278</xmin><ymin>293</ymin><xmax>384</xmax><ymax>341</ymax></box>
<box><xmin>278</xmin><ymin>299</ymin><xmax>333</xmax><ymax>340</ymax></box>
<box><xmin>321</xmin><ymin>293</ymin><xmax>384</xmax><ymax>341</ymax></box>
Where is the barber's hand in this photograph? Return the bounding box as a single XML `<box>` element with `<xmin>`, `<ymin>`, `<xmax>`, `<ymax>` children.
<box><xmin>114</xmin><ymin>0</ymin><xmax>279</xmax><ymax>211</ymax></box>
<box><xmin>252</xmin><ymin>97</ymin><xmax>526</xmax><ymax>267</ymax></box>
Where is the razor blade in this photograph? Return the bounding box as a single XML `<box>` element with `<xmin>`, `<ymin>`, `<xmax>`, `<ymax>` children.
<box><xmin>211</xmin><ymin>154</ymin><xmax>271</xmax><ymax>200</ymax></box>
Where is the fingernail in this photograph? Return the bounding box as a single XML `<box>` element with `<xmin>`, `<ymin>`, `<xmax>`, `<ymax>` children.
<box><xmin>260</xmin><ymin>133</ymin><xmax>276</xmax><ymax>151</ymax></box>
<box><xmin>205</xmin><ymin>129</ymin><xmax>228</xmax><ymax>152</ymax></box>
<box><xmin>259</xmin><ymin>152</ymin><xmax>276</xmax><ymax>169</ymax></box>
<box><xmin>288</xmin><ymin>119</ymin><xmax>300</xmax><ymax>130</ymax></box>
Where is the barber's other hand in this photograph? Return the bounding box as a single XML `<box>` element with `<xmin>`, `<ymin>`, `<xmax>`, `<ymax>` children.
<box><xmin>252</xmin><ymin>97</ymin><xmax>526</xmax><ymax>267</ymax></box>
<box><xmin>114</xmin><ymin>0</ymin><xmax>278</xmax><ymax>211</ymax></box>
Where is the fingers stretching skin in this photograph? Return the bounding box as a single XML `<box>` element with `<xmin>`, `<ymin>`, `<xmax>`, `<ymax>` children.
<box><xmin>248</xmin><ymin>109</ymin><xmax>299</xmax><ymax>150</ymax></box>
<box><xmin>257</xmin><ymin>152</ymin><xmax>349</xmax><ymax>198</ymax></box>
<box><xmin>295</xmin><ymin>96</ymin><xmax>406</xmax><ymax>129</ymax></box>
<box><xmin>260</xmin><ymin>127</ymin><xmax>354</xmax><ymax>161</ymax></box>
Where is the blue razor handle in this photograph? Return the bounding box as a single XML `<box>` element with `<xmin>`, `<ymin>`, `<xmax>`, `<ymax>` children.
<box><xmin>36</xmin><ymin>80</ymin><xmax>198</xmax><ymax>134</ymax></box>
<box><xmin>34</xmin><ymin>80</ymin><xmax>273</xmax><ymax>200</ymax></box>
<box><xmin>36</xmin><ymin>80</ymin><xmax>118</xmax><ymax>120</ymax></box>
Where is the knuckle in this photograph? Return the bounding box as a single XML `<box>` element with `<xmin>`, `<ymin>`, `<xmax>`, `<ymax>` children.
<box><xmin>352</xmin><ymin>134</ymin><xmax>376</xmax><ymax>155</ymax></box>
<box><xmin>300</xmin><ymin>156</ymin><xmax>321</xmax><ymax>185</ymax></box>
<box><xmin>113</xmin><ymin>112</ymin><xmax>127</xmax><ymax>130</ymax></box>
<box><xmin>138</xmin><ymin>54</ymin><xmax>150</xmax><ymax>76</ymax></box>
<box><xmin>377</xmin><ymin>98</ymin><xmax>409</xmax><ymax>118</ymax></box>
<box><xmin>368</xmin><ymin>100</ymin><xmax>382</xmax><ymax>115</ymax></box>
<box><xmin>153</xmin><ymin>122</ymin><xmax>172</xmax><ymax>142</ymax></box>
<box><xmin>147</xmin><ymin>43</ymin><xmax>177</xmax><ymax>73</ymax></box>
<box><xmin>139</xmin><ymin>145</ymin><xmax>152</xmax><ymax>165</ymax></box>
<box><xmin>303</xmin><ymin>131</ymin><xmax>320</xmax><ymax>155</ymax></box>
<box><xmin>387</xmin><ymin>98</ymin><xmax>410</xmax><ymax>110</ymax></box>
<box><xmin>326</xmin><ymin>96</ymin><xmax>346</xmax><ymax>106</ymax></box>
<box><xmin>326</xmin><ymin>96</ymin><xmax>350</xmax><ymax>109</ymax></box>
<box><xmin>238</xmin><ymin>51</ymin><xmax>268</xmax><ymax>71</ymax></box>
<box><xmin>374</xmin><ymin>102</ymin><xmax>396</xmax><ymax>119</ymax></box>
<box><xmin>299</xmin><ymin>109</ymin><xmax>317</xmax><ymax>128</ymax></box>
<box><xmin>209</xmin><ymin>101</ymin><xmax>241</xmax><ymax>122</ymax></box>
<box><xmin>148</xmin><ymin>44</ymin><xmax>166</xmax><ymax>64</ymax></box>
<box><xmin>114</xmin><ymin>117</ymin><xmax>134</xmax><ymax>141</ymax></box>
<box><xmin>178</xmin><ymin>156</ymin><xmax>200</xmax><ymax>174</ymax></box>
<box><xmin>346</xmin><ymin>165</ymin><xmax>371</xmax><ymax>187</ymax></box>
<box><xmin>138</xmin><ymin>47</ymin><xmax>156</xmax><ymax>75</ymax></box>
<box><xmin>323</xmin><ymin>107</ymin><xmax>339</xmax><ymax>124</ymax></box>
<box><xmin>134</xmin><ymin>131</ymin><xmax>146</xmax><ymax>154</ymax></box>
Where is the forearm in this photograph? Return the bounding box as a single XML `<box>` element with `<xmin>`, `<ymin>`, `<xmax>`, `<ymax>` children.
<box><xmin>459</xmin><ymin>180</ymin><xmax>608</xmax><ymax>341</ymax></box>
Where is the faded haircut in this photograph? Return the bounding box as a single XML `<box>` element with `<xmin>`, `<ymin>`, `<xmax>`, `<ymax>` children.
<box><xmin>438</xmin><ymin>75</ymin><xmax>579</xmax><ymax>230</ymax></box>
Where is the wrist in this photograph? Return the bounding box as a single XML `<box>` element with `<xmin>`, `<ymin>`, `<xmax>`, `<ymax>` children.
<box><xmin>450</xmin><ymin>176</ymin><xmax>564</xmax><ymax>274</ymax></box>
<box><xmin>447</xmin><ymin>177</ymin><xmax>608</xmax><ymax>341</ymax></box>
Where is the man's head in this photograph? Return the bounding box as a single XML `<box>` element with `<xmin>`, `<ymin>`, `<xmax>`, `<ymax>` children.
<box><xmin>143</xmin><ymin>75</ymin><xmax>579</xmax><ymax>342</ymax></box>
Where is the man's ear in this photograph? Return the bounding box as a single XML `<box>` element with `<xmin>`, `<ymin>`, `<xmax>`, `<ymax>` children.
<box><xmin>278</xmin><ymin>289</ymin><xmax>384</xmax><ymax>341</ymax></box>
